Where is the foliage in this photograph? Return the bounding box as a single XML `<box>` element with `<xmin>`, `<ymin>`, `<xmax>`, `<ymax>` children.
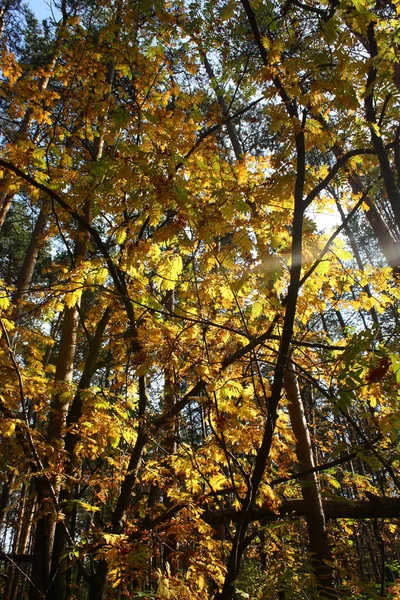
<box><xmin>0</xmin><ymin>0</ymin><xmax>400</xmax><ymax>599</ymax></box>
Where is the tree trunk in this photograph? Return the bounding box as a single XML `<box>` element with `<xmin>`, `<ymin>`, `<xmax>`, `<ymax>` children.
<box><xmin>28</xmin><ymin>482</ymin><xmax>54</xmax><ymax>600</ymax></box>
<box><xmin>0</xmin><ymin>191</ymin><xmax>12</xmax><ymax>229</ymax></box>
<box><xmin>13</xmin><ymin>207</ymin><xmax>48</xmax><ymax>314</ymax></box>
<box><xmin>284</xmin><ymin>361</ymin><xmax>337</xmax><ymax>599</ymax></box>
<box><xmin>349</xmin><ymin>174</ymin><xmax>400</xmax><ymax>268</ymax></box>
<box><xmin>47</xmin><ymin>306</ymin><xmax>112</xmax><ymax>600</ymax></box>
<box><xmin>364</xmin><ymin>23</ymin><xmax>400</xmax><ymax>231</ymax></box>
<box><xmin>30</xmin><ymin>214</ymin><xmax>87</xmax><ymax>599</ymax></box>
<box><xmin>0</xmin><ymin>470</ymin><xmax>15</xmax><ymax>531</ymax></box>
<box><xmin>6</xmin><ymin>482</ymin><xmax>36</xmax><ymax>600</ymax></box>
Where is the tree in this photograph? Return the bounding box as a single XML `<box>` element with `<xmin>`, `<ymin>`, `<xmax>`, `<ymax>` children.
<box><xmin>0</xmin><ymin>0</ymin><xmax>400</xmax><ymax>599</ymax></box>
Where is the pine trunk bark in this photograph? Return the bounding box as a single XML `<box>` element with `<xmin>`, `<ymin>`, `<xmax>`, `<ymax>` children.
<box><xmin>284</xmin><ymin>361</ymin><xmax>337</xmax><ymax>599</ymax></box>
<box><xmin>0</xmin><ymin>191</ymin><xmax>12</xmax><ymax>229</ymax></box>
<box><xmin>13</xmin><ymin>207</ymin><xmax>48</xmax><ymax>313</ymax></box>
<box><xmin>30</xmin><ymin>216</ymin><xmax>87</xmax><ymax>599</ymax></box>
<box><xmin>47</xmin><ymin>307</ymin><xmax>112</xmax><ymax>600</ymax></box>
<box><xmin>28</xmin><ymin>481</ymin><xmax>55</xmax><ymax>600</ymax></box>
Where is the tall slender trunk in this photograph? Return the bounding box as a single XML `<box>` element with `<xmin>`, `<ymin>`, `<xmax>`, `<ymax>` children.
<box><xmin>349</xmin><ymin>174</ymin><xmax>399</xmax><ymax>268</ymax></box>
<box><xmin>5</xmin><ymin>482</ymin><xmax>36</xmax><ymax>600</ymax></box>
<box><xmin>0</xmin><ymin>470</ymin><xmax>15</xmax><ymax>531</ymax></box>
<box><xmin>0</xmin><ymin>192</ymin><xmax>12</xmax><ymax>229</ymax></box>
<box><xmin>13</xmin><ymin>207</ymin><xmax>48</xmax><ymax>311</ymax></box>
<box><xmin>284</xmin><ymin>361</ymin><xmax>337</xmax><ymax>599</ymax></box>
<box><xmin>363</xmin><ymin>23</ymin><xmax>400</xmax><ymax>231</ymax></box>
<box><xmin>29</xmin><ymin>217</ymin><xmax>88</xmax><ymax>600</ymax></box>
<box><xmin>29</xmin><ymin>483</ymin><xmax>55</xmax><ymax>600</ymax></box>
<box><xmin>47</xmin><ymin>306</ymin><xmax>112</xmax><ymax>600</ymax></box>
<box><xmin>311</xmin><ymin>85</ymin><xmax>399</xmax><ymax>266</ymax></box>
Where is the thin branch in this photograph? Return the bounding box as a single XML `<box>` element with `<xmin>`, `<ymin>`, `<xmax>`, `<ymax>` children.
<box><xmin>300</xmin><ymin>188</ymin><xmax>369</xmax><ymax>287</ymax></box>
<box><xmin>0</xmin><ymin>550</ymin><xmax>44</xmax><ymax>598</ymax></box>
<box><xmin>304</xmin><ymin>149</ymin><xmax>375</xmax><ymax>208</ymax></box>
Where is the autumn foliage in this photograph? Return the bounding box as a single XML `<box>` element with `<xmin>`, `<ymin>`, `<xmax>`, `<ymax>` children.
<box><xmin>0</xmin><ymin>0</ymin><xmax>400</xmax><ymax>599</ymax></box>
<box><xmin>366</xmin><ymin>357</ymin><xmax>391</xmax><ymax>383</ymax></box>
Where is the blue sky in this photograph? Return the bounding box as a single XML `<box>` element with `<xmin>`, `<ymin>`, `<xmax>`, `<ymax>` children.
<box><xmin>26</xmin><ymin>0</ymin><xmax>61</xmax><ymax>21</ymax></box>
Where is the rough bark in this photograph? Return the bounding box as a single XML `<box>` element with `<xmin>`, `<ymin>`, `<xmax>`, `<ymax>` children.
<box><xmin>13</xmin><ymin>208</ymin><xmax>48</xmax><ymax>309</ymax></box>
<box><xmin>0</xmin><ymin>191</ymin><xmax>12</xmax><ymax>229</ymax></box>
<box><xmin>28</xmin><ymin>484</ymin><xmax>55</xmax><ymax>600</ymax></box>
<box><xmin>48</xmin><ymin>306</ymin><xmax>112</xmax><ymax>600</ymax></box>
<box><xmin>364</xmin><ymin>24</ymin><xmax>400</xmax><ymax>231</ymax></box>
<box><xmin>284</xmin><ymin>362</ymin><xmax>337</xmax><ymax>599</ymax></box>
<box><xmin>30</xmin><ymin>216</ymin><xmax>88</xmax><ymax>600</ymax></box>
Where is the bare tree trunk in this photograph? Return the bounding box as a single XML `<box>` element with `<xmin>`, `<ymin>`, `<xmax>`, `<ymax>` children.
<box><xmin>307</xmin><ymin>57</ymin><xmax>400</xmax><ymax>265</ymax></box>
<box><xmin>29</xmin><ymin>213</ymin><xmax>88</xmax><ymax>600</ymax></box>
<box><xmin>364</xmin><ymin>24</ymin><xmax>400</xmax><ymax>232</ymax></box>
<box><xmin>348</xmin><ymin>174</ymin><xmax>400</xmax><ymax>268</ymax></box>
<box><xmin>6</xmin><ymin>483</ymin><xmax>36</xmax><ymax>600</ymax></box>
<box><xmin>47</xmin><ymin>306</ymin><xmax>112</xmax><ymax>600</ymax></box>
<box><xmin>0</xmin><ymin>470</ymin><xmax>15</xmax><ymax>531</ymax></box>
<box><xmin>284</xmin><ymin>361</ymin><xmax>337</xmax><ymax>599</ymax></box>
<box><xmin>13</xmin><ymin>207</ymin><xmax>48</xmax><ymax>314</ymax></box>
<box><xmin>0</xmin><ymin>192</ymin><xmax>12</xmax><ymax>229</ymax></box>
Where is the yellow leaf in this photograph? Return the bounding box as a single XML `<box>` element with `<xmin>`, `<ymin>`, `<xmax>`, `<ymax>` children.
<box><xmin>0</xmin><ymin>293</ymin><xmax>10</xmax><ymax>309</ymax></box>
<box><xmin>209</xmin><ymin>473</ymin><xmax>227</xmax><ymax>491</ymax></box>
<box><xmin>2</xmin><ymin>421</ymin><xmax>15</xmax><ymax>438</ymax></box>
<box><xmin>64</xmin><ymin>288</ymin><xmax>82</xmax><ymax>308</ymax></box>
<box><xmin>96</xmin><ymin>268</ymin><xmax>108</xmax><ymax>285</ymax></box>
<box><xmin>61</xmin><ymin>153</ymin><xmax>73</xmax><ymax>168</ymax></box>
<box><xmin>251</xmin><ymin>300</ymin><xmax>264</xmax><ymax>318</ymax></box>
<box><xmin>116</xmin><ymin>229</ymin><xmax>127</xmax><ymax>245</ymax></box>
<box><xmin>158</xmin><ymin>254</ymin><xmax>183</xmax><ymax>290</ymax></box>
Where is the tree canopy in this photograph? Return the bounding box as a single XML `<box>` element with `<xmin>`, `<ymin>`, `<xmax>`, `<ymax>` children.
<box><xmin>0</xmin><ymin>0</ymin><xmax>400</xmax><ymax>599</ymax></box>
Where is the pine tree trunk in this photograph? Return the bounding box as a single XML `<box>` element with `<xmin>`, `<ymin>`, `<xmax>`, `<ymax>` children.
<box><xmin>284</xmin><ymin>361</ymin><xmax>337</xmax><ymax>599</ymax></box>
<box><xmin>0</xmin><ymin>191</ymin><xmax>12</xmax><ymax>229</ymax></box>
<box><xmin>30</xmin><ymin>215</ymin><xmax>87</xmax><ymax>599</ymax></box>
<box><xmin>47</xmin><ymin>307</ymin><xmax>112</xmax><ymax>600</ymax></box>
<box><xmin>13</xmin><ymin>207</ymin><xmax>48</xmax><ymax>310</ymax></box>
<box><xmin>29</xmin><ymin>481</ymin><xmax>54</xmax><ymax>600</ymax></box>
<box><xmin>6</xmin><ymin>482</ymin><xmax>36</xmax><ymax>600</ymax></box>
